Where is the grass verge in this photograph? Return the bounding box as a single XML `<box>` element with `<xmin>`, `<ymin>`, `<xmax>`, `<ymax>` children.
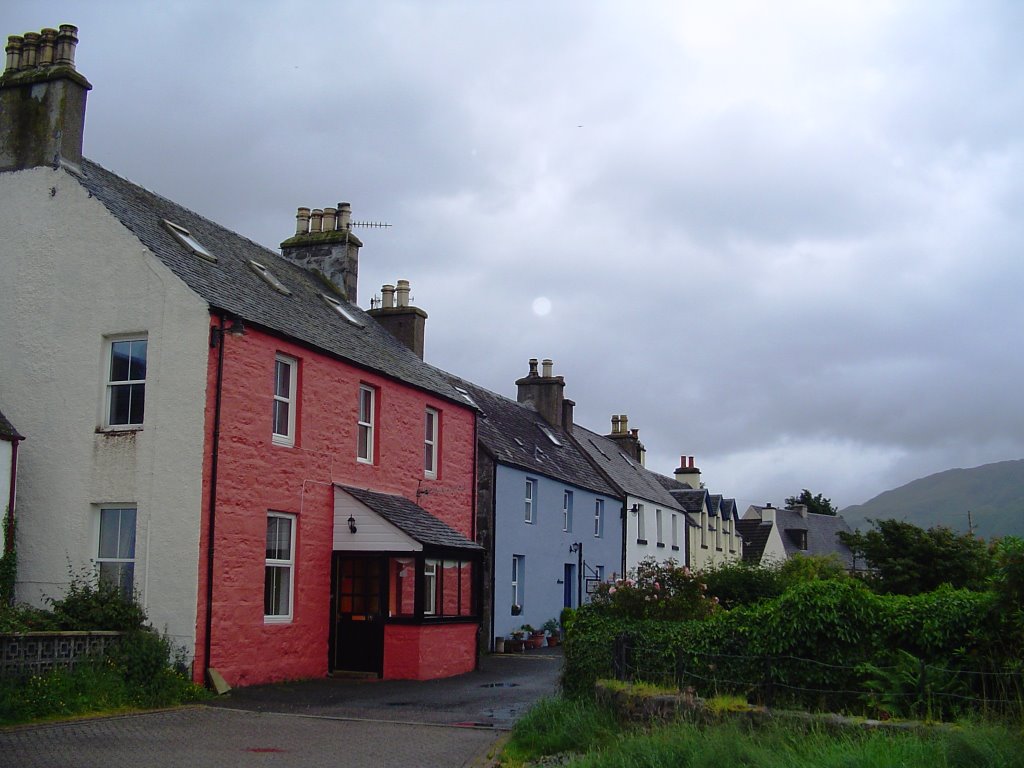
<box><xmin>502</xmin><ymin>696</ymin><xmax>1024</xmax><ymax>768</ymax></box>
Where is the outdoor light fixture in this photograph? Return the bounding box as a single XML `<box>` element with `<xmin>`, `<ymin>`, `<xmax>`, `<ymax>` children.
<box><xmin>209</xmin><ymin>316</ymin><xmax>247</xmax><ymax>348</ymax></box>
<box><xmin>347</xmin><ymin>515</ymin><xmax>357</xmax><ymax>534</ymax></box>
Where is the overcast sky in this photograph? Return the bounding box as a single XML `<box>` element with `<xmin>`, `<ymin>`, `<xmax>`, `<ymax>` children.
<box><xmin>5</xmin><ymin>1</ymin><xmax>1023</xmax><ymax>512</ymax></box>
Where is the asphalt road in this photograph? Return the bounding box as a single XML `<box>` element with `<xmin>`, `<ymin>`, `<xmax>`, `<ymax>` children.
<box><xmin>0</xmin><ymin>649</ymin><xmax>562</xmax><ymax>768</ymax></box>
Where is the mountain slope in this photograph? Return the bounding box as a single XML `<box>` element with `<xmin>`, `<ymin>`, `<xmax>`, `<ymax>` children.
<box><xmin>841</xmin><ymin>459</ymin><xmax>1024</xmax><ymax>539</ymax></box>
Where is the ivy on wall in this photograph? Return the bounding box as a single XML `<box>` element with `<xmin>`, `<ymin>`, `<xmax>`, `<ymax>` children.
<box><xmin>0</xmin><ymin>512</ymin><xmax>15</xmax><ymax>606</ymax></box>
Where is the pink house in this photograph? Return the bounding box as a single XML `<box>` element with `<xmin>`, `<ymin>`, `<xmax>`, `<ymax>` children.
<box><xmin>0</xmin><ymin>25</ymin><xmax>481</xmax><ymax>686</ymax></box>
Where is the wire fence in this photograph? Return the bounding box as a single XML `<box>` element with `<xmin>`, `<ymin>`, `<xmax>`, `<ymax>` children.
<box><xmin>610</xmin><ymin>632</ymin><xmax>1024</xmax><ymax>719</ymax></box>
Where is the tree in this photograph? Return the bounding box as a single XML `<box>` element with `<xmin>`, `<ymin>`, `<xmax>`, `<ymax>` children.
<box><xmin>838</xmin><ymin>519</ymin><xmax>993</xmax><ymax>595</ymax></box>
<box><xmin>784</xmin><ymin>489</ymin><xmax>837</xmax><ymax>516</ymax></box>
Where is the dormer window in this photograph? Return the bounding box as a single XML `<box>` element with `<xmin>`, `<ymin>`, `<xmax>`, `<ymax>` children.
<box><xmin>163</xmin><ymin>219</ymin><xmax>216</xmax><ymax>262</ymax></box>
<box><xmin>320</xmin><ymin>293</ymin><xmax>364</xmax><ymax>327</ymax></box>
<box><xmin>249</xmin><ymin>260</ymin><xmax>291</xmax><ymax>295</ymax></box>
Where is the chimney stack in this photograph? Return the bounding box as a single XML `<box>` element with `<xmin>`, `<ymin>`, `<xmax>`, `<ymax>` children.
<box><xmin>280</xmin><ymin>201</ymin><xmax>362</xmax><ymax>302</ymax></box>
<box><xmin>673</xmin><ymin>455</ymin><xmax>702</xmax><ymax>489</ymax></box>
<box><xmin>606</xmin><ymin>414</ymin><xmax>645</xmax><ymax>463</ymax></box>
<box><xmin>367</xmin><ymin>279</ymin><xmax>428</xmax><ymax>359</ymax></box>
<box><xmin>1</xmin><ymin>24</ymin><xmax>92</xmax><ymax>172</ymax></box>
<box><xmin>516</xmin><ymin>358</ymin><xmax>569</xmax><ymax>429</ymax></box>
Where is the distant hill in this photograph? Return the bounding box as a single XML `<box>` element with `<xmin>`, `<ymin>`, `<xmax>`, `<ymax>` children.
<box><xmin>841</xmin><ymin>459</ymin><xmax>1024</xmax><ymax>540</ymax></box>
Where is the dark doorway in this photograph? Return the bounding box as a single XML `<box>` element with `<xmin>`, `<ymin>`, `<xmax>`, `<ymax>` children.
<box><xmin>563</xmin><ymin>563</ymin><xmax>576</xmax><ymax>609</ymax></box>
<box><xmin>330</xmin><ymin>554</ymin><xmax>386</xmax><ymax>675</ymax></box>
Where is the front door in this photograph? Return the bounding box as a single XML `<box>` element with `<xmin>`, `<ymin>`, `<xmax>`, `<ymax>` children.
<box><xmin>563</xmin><ymin>563</ymin><xmax>576</xmax><ymax>608</ymax></box>
<box><xmin>329</xmin><ymin>554</ymin><xmax>386</xmax><ymax>675</ymax></box>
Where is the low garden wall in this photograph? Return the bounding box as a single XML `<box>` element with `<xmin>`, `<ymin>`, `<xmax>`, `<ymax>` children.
<box><xmin>1</xmin><ymin>632</ymin><xmax>123</xmax><ymax>678</ymax></box>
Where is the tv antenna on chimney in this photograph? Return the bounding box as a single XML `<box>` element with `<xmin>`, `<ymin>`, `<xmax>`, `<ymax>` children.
<box><xmin>349</xmin><ymin>220</ymin><xmax>392</xmax><ymax>229</ymax></box>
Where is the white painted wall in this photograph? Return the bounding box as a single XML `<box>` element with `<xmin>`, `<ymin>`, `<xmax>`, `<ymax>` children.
<box><xmin>333</xmin><ymin>492</ymin><xmax>421</xmax><ymax>552</ymax></box>
<box><xmin>624</xmin><ymin>495</ymin><xmax>685</xmax><ymax>571</ymax></box>
<box><xmin>0</xmin><ymin>166</ymin><xmax>210</xmax><ymax>657</ymax></box>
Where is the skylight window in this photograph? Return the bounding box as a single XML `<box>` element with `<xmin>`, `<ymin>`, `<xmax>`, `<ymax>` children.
<box><xmin>163</xmin><ymin>219</ymin><xmax>216</xmax><ymax>262</ymax></box>
<box><xmin>538</xmin><ymin>424</ymin><xmax>562</xmax><ymax>446</ymax></box>
<box><xmin>619</xmin><ymin>451</ymin><xmax>637</xmax><ymax>469</ymax></box>
<box><xmin>320</xmin><ymin>293</ymin><xmax>364</xmax><ymax>327</ymax></box>
<box><xmin>454</xmin><ymin>386</ymin><xmax>479</xmax><ymax>409</ymax></box>
<box><xmin>513</xmin><ymin>437</ymin><xmax>526</xmax><ymax>448</ymax></box>
<box><xmin>588</xmin><ymin>438</ymin><xmax>610</xmax><ymax>460</ymax></box>
<box><xmin>249</xmin><ymin>260</ymin><xmax>291</xmax><ymax>295</ymax></box>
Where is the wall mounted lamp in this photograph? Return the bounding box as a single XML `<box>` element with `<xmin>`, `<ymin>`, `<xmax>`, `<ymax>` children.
<box><xmin>347</xmin><ymin>515</ymin><xmax>358</xmax><ymax>534</ymax></box>
<box><xmin>209</xmin><ymin>317</ymin><xmax>247</xmax><ymax>348</ymax></box>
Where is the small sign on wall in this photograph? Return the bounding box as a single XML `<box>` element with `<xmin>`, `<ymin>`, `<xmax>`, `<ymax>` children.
<box><xmin>585</xmin><ymin>578</ymin><xmax>601</xmax><ymax>595</ymax></box>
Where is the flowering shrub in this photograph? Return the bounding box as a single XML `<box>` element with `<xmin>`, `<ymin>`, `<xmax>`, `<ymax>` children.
<box><xmin>589</xmin><ymin>558</ymin><xmax>720</xmax><ymax>621</ymax></box>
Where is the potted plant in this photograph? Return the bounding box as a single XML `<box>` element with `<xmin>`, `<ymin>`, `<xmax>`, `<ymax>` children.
<box><xmin>505</xmin><ymin>632</ymin><xmax>525</xmax><ymax>653</ymax></box>
<box><xmin>542</xmin><ymin>617</ymin><xmax>560</xmax><ymax>646</ymax></box>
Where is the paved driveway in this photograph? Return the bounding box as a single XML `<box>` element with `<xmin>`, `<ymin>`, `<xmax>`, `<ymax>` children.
<box><xmin>0</xmin><ymin>649</ymin><xmax>561</xmax><ymax>768</ymax></box>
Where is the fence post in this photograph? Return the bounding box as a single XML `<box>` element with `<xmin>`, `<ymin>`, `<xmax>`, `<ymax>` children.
<box><xmin>612</xmin><ymin>632</ymin><xmax>631</xmax><ymax>681</ymax></box>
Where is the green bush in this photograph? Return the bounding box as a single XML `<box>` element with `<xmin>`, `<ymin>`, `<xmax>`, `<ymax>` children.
<box><xmin>0</xmin><ymin>568</ymin><xmax>207</xmax><ymax>724</ymax></box>
<box><xmin>47</xmin><ymin>567</ymin><xmax>149</xmax><ymax>631</ymax></box>
<box><xmin>565</xmin><ymin>577</ymin><xmax>1016</xmax><ymax>716</ymax></box>
<box><xmin>702</xmin><ymin>560</ymin><xmax>784</xmax><ymax>609</ymax></box>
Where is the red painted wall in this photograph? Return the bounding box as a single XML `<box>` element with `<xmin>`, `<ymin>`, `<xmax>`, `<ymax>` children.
<box><xmin>195</xmin><ymin>320</ymin><xmax>477</xmax><ymax>686</ymax></box>
<box><xmin>383</xmin><ymin>623</ymin><xmax>478</xmax><ymax>680</ymax></box>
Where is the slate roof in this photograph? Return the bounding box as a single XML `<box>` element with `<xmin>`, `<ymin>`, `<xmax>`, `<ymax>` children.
<box><xmin>573</xmin><ymin>426</ymin><xmax>684</xmax><ymax>511</ymax></box>
<box><xmin>746</xmin><ymin>506</ymin><xmax>855</xmax><ymax>568</ymax></box>
<box><xmin>74</xmin><ymin>159</ymin><xmax>469</xmax><ymax>405</ymax></box>
<box><xmin>735</xmin><ymin>519</ymin><xmax>771</xmax><ymax>563</ymax></box>
<box><xmin>0</xmin><ymin>409</ymin><xmax>22</xmax><ymax>441</ymax></box>
<box><xmin>338</xmin><ymin>485</ymin><xmax>483</xmax><ymax>553</ymax></box>
<box><xmin>438</xmin><ymin>374</ymin><xmax>618</xmax><ymax>497</ymax></box>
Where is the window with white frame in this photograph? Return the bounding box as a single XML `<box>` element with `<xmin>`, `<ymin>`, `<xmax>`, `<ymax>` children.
<box><xmin>672</xmin><ymin>513</ymin><xmax>679</xmax><ymax>550</ymax></box>
<box><xmin>105</xmin><ymin>337</ymin><xmax>147</xmax><ymax>427</ymax></box>
<box><xmin>272</xmin><ymin>354</ymin><xmax>297</xmax><ymax>446</ymax></box>
<box><xmin>423</xmin><ymin>559</ymin><xmax>438</xmax><ymax>615</ymax></box>
<box><xmin>524</xmin><ymin>479</ymin><xmax>536</xmax><ymax>523</ymax></box>
<box><xmin>357</xmin><ymin>385</ymin><xmax>376</xmax><ymax>463</ymax></box>
<box><xmin>424</xmin><ymin>407</ymin><xmax>439</xmax><ymax>478</ymax></box>
<box><xmin>656</xmin><ymin>508</ymin><xmax>664</xmax><ymax>545</ymax></box>
<box><xmin>636</xmin><ymin>503</ymin><xmax>646</xmax><ymax>543</ymax></box>
<box><xmin>562</xmin><ymin>490</ymin><xmax>573</xmax><ymax>532</ymax></box>
<box><xmin>716</xmin><ymin>513</ymin><xmax>722</xmax><ymax>550</ymax></box>
<box><xmin>265</xmin><ymin>513</ymin><xmax>295</xmax><ymax>621</ymax></box>
<box><xmin>594</xmin><ymin>499</ymin><xmax>604</xmax><ymax>537</ymax></box>
<box><xmin>512</xmin><ymin>555</ymin><xmax>525</xmax><ymax>611</ymax></box>
<box><xmin>97</xmin><ymin>507</ymin><xmax>136</xmax><ymax>594</ymax></box>
<box><xmin>701</xmin><ymin>508</ymin><xmax>708</xmax><ymax>547</ymax></box>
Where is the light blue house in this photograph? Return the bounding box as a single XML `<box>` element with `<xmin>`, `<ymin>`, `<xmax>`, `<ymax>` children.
<box><xmin>446</xmin><ymin>360</ymin><xmax>623</xmax><ymax>648</ymax></box>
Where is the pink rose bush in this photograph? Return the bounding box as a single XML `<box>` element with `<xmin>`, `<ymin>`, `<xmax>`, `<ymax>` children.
<box><xmin>590</xmin><ymin>558</ymin><xmax>720</xmax><ymax>621</ymax></box>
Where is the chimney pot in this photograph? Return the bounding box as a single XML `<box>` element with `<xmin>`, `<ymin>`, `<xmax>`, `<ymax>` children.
<box><xmin>310</xmin><ymin>209</ymin><xmax>323</xmax><ymax>233</ymax></box>
<box><xmin>381</xmin><ymin>284</ymin><xmax>395</xmax><ymax>308</ymax></box>
<box><xmin>5</xmin><ymin>36</ymin><xmax>22</xmax><ymax>73</ymax></box>
<box><xmin>541</xmin><ymin>358</ymin><xmax>553</xmax><ymax>378</ymax></box>
<box><xmin>611</xmin><ymin>415</ymin><xmax>621</xmax><ymax>434</ymax></box>
<box><xmin>39</xmin><ymin>28</ymin><xmax>56</xmax><ymax>66</ymax></box>
<box><xmin>21</xmin><ymin>32</ymin><xmax>39</xmax><ymax>70</ymax></box>
<box><xmin>55</xmin><ymin>24</ymin><xmax>78</xmax><ymax>67</ymax></box>
<box><xmin>338</xmin><ymin>202</ymin><xmax>352</xmax><ymax>230</ymax></box>
<box><xmin>396</xmin><ymin>279</ymin><xmax>410</xmax><ymax>307</ymax></box>
<box><xmin>630</xmin><ymin>428</ymin><xmax>639</xmax><ymax>439</ymax></box>
<box><xmin>295</xmin><ymin>207</ymin><xmax>310</xmax><ymax>235</ymax></box>
<box><xmin>619</xmin><ymin>414</ymin><xmax>629</xmax><ymax>433</ymax></box>
<box><xmin>528</xmin><ymin>358</ymin><xmax>539</xmax><ymax>377</ymax></box>
<box><xmin>322</xmin><ymin>206</ymin><xmax>337</xmax><ymax>232</ymax></box>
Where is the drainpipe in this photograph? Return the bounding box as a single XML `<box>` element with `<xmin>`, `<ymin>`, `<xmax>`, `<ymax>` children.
<box><xmin>620</xmin><ymin>501</ymin><xmax>627</xmax><ymax>577</ymax></box>
<box><xmin>203</xmin><ymin>313</ymin><xmax>229</xmax><ymax>685</ymax></box>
